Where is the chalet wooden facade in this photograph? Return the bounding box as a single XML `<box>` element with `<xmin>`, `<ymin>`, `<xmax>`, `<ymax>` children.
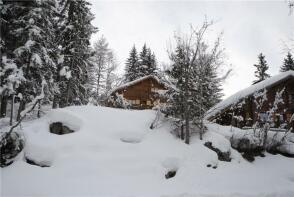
<box><xmin>206</xmin><ymin>71</ymin><xmax>294</xmax><ymax>129</ymax></box>
<box><xmin>108</xmin><ymin>75</ymin><xmax>167</xmax><ymax>109</ymax></box>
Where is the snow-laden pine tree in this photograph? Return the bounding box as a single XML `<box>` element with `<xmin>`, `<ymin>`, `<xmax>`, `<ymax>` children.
<box><xmin>138</xmin><ymin>44</ymin><xmax>149</xmax><ymax>77</ymax></box>
<box><xmin>138</xmin><ymin>44</ymin><xmax>157</xmax><ymax>78</ymax></box>
<box><xmin>165</xmin><ymin>46</ymin><xmax>186</xmax><ymax>139</ymax></box>
<box><xmin>124</xmin><ymin>45</ymin><xmax>139</xmax><ymax>82</ymax></box>
<box><xmin>166</xmin><ymin>21</ymin><xmax>226</xmax><ymax>143</ymax></box>
<box><xmin>253</xmin><ymin>53</ymin><xmax>270</xmax><ymax>84</ymax></box>
<box><xmin>195</xmin><ymin>41</ymin><xmax>224</xmax><ymax>110</ymax></box>
<box><xmin>16</xmin><ymin>0</ymin><xmax>58</xmax><ymax>119</ymax></box>
<box><xmin>147</xmin><ymin>50</ymin><xmax>157</xmax><ymax>75</ymax></box>
<box><xmin>280</xmin><ymin>52</ymin><xmax>294</xmax><ymax>72</ymax></box>
<box><xmin>58</xmin><ymin>0</ymin><xmax>97</xmax><ymax>107</ymax></box>
<box><xmin>1</xmin><ymin>0</ymin><xmax>59</xmax><ymax>120</ymax></box>
<box><xmin>0</xmin><ymin>55</ymin><xmax>24</xmax><ymax>120</ymax></box>
<box><xmin>0</xmin><ymin>0</ymin><xmax>27</xmax><ymax>118</ymax></box>
<box><xmin>124</xmin><ymin>44</ymin><xmax>157</xmax><ymax>82</ymax></box>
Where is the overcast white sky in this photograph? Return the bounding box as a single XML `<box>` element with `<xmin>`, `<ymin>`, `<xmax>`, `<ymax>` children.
<box><xmin>89</xmin><ymin>0</ymin><xmax>294</xmax><ymax>98</ymax></box>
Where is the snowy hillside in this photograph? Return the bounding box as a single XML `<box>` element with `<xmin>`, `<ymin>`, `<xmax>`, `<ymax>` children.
<box><xmin>1</xmin><ymin>106</ymin><xmax>294</xmax><ymax>197</ymax></box>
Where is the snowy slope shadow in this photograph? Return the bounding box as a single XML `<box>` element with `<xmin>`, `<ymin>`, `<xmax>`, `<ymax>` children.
<box><xmin>25</xmin><ymin>157</ymin><xmax>51</xmax><ymax>167</ymax></box>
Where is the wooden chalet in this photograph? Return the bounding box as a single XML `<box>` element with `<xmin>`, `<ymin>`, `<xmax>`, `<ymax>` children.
<box><xmin>206</xmin><ymin>71</ymin><xmax>294</xmax><ymax>129</ymax></box>
<box><xmin>108</xmin><ymin>75</ymin><xmax>168</xmax><ymax>109</ymax></box>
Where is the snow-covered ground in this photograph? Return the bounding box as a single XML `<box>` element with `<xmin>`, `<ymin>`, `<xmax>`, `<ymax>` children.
<box><xmin>1</xmin><ymin>106</ymin><xmax>294</xmax><ymax>197</ymax></box>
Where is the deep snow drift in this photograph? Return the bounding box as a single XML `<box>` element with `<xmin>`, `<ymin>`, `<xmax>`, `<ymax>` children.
<box><xmin>1</xmin><ymin>106</ymin><xmax>294</xmax><ymax>197</ymax></box>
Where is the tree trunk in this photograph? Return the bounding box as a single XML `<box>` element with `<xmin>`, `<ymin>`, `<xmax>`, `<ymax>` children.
<box><xmin>199</xmin><ymin>83</ymin><xmax>203</xmax><ymax>140</ymax></box>
<box><xmin>64</xmin><ymin>79</ymin><xmax>71</xmax><ymax>107</ymax></box>
<box><xmin>37</xmin><ymin>100</ymin><xmax>41</xmax><ymax>118</ymax></box>
<box><xmin>200</xmin><ymin>120</ymin><xmax>203</xmax><ymax>140</ymax></box>
<box><xmin>52</xmin><ymin>95</ymin><xmax>58</xmax><ymax>109</ymax></box>
<box><xmin>16</xmin><ymin>100</ymin><xmax>26</xmax><ymax>121</ymax></box>
<box><xmin>185</xmin><ymin>114</ymin><xmax>190</xmax><ymax>144</ymax></box>
<box><xmin>96</xmin><ymin>71</ymin><xmax>101</xmax><ymax>97</ymax></box>
<box><xmin>180</xmin><ymin>123</ymin><xmax>184</xmax><ymax>140</ymax></box>
<box><xmin>9</xmin><ymin>95</ymin><xmax>14</xmax><ymax>126</ymax></box>
<box><xmin>0</xmin><ymin>96</ymin><xmax>8</xmax><ymax>118</ymax></box>
<box><xmin>184</xmin><ymin>63</ymin><xmax>190</xmax><ymax>144</ymax></box>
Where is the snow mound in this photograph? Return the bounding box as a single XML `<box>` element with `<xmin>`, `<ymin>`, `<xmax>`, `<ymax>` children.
<box><xmin>162</xmin><ymin>157</ymin><xmax>181</xmax><ymax>171</ymax></box>
<box><xmin>24</xmin><ymin>143</ymin><xmax>55</xmax><ymax>167</ymax></box>
<box><xmin>199</xmin><ymin>147</ymin><xmax>218</xmax><ymax>167</ymax></box>
<box><xmin>206</xmin><ymin>121</ymin><xmax>294</xmax><ymax>157</ymax></box>
<box><xmin>120</xmin><ymin>131</ymin><xmax>144</xmax><ymax>143</ymax></box>
<box><xmin>204</xmin><ymin>131</ymin><xmax>231</xmax><ymax>153</ymax></box>
<box><xmin>277</xmin><ymin>141</ymin><xmax>294</xmax><ymax>155</ymax></box>
<box><xmin>47</xmin><ymin>108</ymin><xmax>83</xmax><ymax>131</ymax></box>
<box><xmin>2</xmin><ymin>106</ymin><xmax>294</xmax><ymax>197</ymax></box>
<box><xmin>187</xmin><ymin>142</ymin><xmax>219</xmax><ymax>168</ymax></box>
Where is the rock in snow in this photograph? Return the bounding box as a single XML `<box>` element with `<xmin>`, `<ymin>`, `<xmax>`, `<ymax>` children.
<box><xmin>204</xmin><ymin>141</ymin><xmax>231</xmax><ymax>162</ymax></box>
<box><xmin>203</xmin><ymin>130</ymin><xmax>232</xmax><ymax>162</ymax></box>
<box><xmin>0</xmin><ymin>131</ymin><xmax>24</xmax><ymax>167</ymax></box>
<box><xmin>47</xmin><ymin>108</ymin><xmax>83</xmax><ymax>132</ymax></box>
<box><xmin>49</xmin><ymin>122</ymin><xmax>74</xmax><ymax>135</ymax></box>
<box><xmin>24</xmin><ymin>143</ymin><xmax>54</xmax><ymax>167</ymax></box>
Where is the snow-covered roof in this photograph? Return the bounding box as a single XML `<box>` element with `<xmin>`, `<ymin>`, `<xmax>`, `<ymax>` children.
<box><xmin>109</xmin><ymin>75</ymin><xmax>166</xmax><ymax>95</ymax></box>
<box><xmin>206</xmin><ymin>70</ymin><xmax>294</xmax><ymax>119</ymax></box>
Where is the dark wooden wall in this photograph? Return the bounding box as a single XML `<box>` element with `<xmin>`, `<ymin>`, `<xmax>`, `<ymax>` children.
<box><xmin>212</xmin><ymin>77</ymin><xmax>294</xmax><ymax>129</ymax></box>
<box><xmin>113</xmin><ymin>78</ymin><xmax>166</xmax><ymax>109</ymax></box>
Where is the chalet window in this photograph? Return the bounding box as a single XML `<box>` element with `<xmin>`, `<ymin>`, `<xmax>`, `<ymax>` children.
<box><xmin>154</xmin><ymin>99</ymin><xmax>161</xmax><ymax>105</ymax></box>
<box><xmin>279</xmin><ymin>114</ymin><xmax>284</xmax><ymax>122</ymax></box>
<box><xmin>274</xmin><ymin>114</ymin><xmax>278</xmax><ymax>121</ymax></box>
<box><xmin>273</xmin><ymin>113</ymin><xmax>283</xmax><ymax>122</ymax></box>
<box><xmin>289</xmin><ymin>93</ymin><xmax>294</xmax><ymax>104</ymax></box>
<box><xmin>259</xmin><ymin>112</ymin><xmax>268</xmax><ymax>122</ymax></box>
<box><xmin>245</xmin><ymin>112</ymin><xmax>250</xmax><ymax>120</ymax></box>
<box><xmin>147</xmin><ymin>100</ymin><xmax>151</xmax><ymax>106</ymax></box>
<box><xmin>135</xmin><ymin>100</ymin><xmax>140</xmax><ymax>105</ymax></box>
<box><xmin>151</xmin><ymin>87</ymin><xmax>158</xmax><ymax>92</ymax></box>
<box><xmin>286</xmin><ymin>113</ymin><xmax>292</xmax><ymax>122</ymax></box>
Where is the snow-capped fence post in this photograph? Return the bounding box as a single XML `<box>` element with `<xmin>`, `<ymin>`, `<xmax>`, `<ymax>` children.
<box><xmin>150</xmin><ymin>109</ymin><xmax>161</xmax><ymax>129</ymax></box>
<box><xmin>262</xmin><ymin>122</ymin><xmax>270</xmax><ymax>150</ymax></box>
